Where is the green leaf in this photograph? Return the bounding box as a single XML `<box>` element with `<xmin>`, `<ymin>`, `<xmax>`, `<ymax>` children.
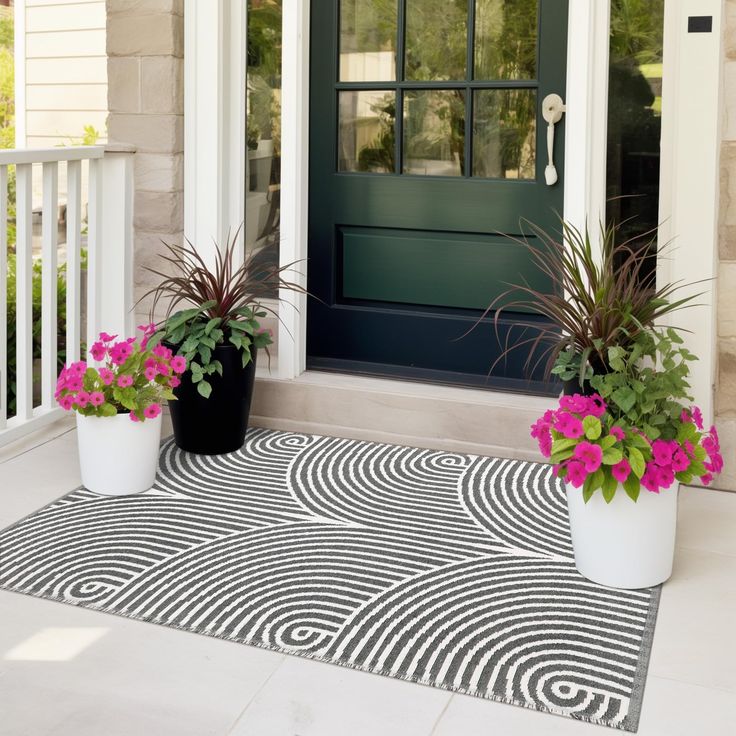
<box><xmin>599</xmin><ymin>435</ymin><xmax>617</xmax><ymax>450</ymax></box>
<box><xmin>197</xmin><ymin>380</ymin><xmax>212</xmax><ymax>399</ymax></box>
<box><xmin>98</xmin><ymin>403</ymin><xmax>117</xmax><ymax>417</ymax></box>
<box><xmin>551</xmin><ymin>438</ymin><xmax>578</xmax><ymax>455</ymax></box>
<box><xmin>191</xmin><ymin>372</ymin><xmax>203</xmax><ymax>384</ymax></box>
<box><xmin>623</xmin><ymin>474</ymin><xmax>641</xmax><ymax>501</ymax></box>
<box><xmin>583</xmin><ymin>416</ymin><xmax>602</xmax><ymax>440</ymax></box>
<box><xmin>582</xmin><ymin>485</ymin><xmax>595</xmax><ymax>503</ymax></box>
<box><xmin>602</xmin><ymin>447</ymin><xmax>623</xmax><ymax>465</ymax></box>
<box><xmin>601</xmin><ymin>473</ymin><xmax>618</xmax><ymax>503</ymax></box>
<box><xmin>611</xmin><ymin>387</ymin><xmax>637</xmax><ymax>413</ymax></box>
<box><xmin>198</xmin><ymin>345</ymin><xmax>212</xmax><ymax>365</ymax></box>
<box><xmin>204</xmin><ymin>318</ymin><xmax>222</xmax><ymax>335</ymax></box>
<box><xmin>628</xmin><ymin>446</ymin><xmax>646</xmax><ymax>478</ymax></box>
<box><xmin>241</xmin><ymin>349</ymin><xmax>253</xmax><ymax>368</ymax></box>
<box><xmin>211</xmin><ymin>360</ymin><xmax>223</xmax><ymax>376</ymax></box>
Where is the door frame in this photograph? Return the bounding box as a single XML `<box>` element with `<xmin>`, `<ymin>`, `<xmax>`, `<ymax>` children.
<box><xmin>184</xmin><ymin>0</ymin><xmax>721</xmax><ymax>421</ymax></box>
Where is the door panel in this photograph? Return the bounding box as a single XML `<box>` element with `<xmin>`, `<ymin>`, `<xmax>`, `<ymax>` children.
<box><xmin>308</xmin><ymin>0</ymin><xmax>569</xmax><ymax>392</ymax></box>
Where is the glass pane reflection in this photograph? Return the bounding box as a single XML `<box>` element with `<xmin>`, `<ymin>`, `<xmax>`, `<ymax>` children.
<box><xmin>339</xmin><ymin>0</ymin><xmax>397</xmax><ymax>82</ymax></box>
<box><xmin>474</xmin><ymin>0</ymin><xmax>537</xmax><ymax>80</ymax></box>
<box><xmin>339</xmin><ymin>91</ymin><xmax>397</xmax><ymax>173</ymax></box>
<box><xmin>403</xmin><ymin>90</ymin><xmax>466</xmax><ymax>177</ymax></box>
<box><xmin>473</xmin><ymin>89</ymin><xmax>536</xmax><ymax>179</ymax></box>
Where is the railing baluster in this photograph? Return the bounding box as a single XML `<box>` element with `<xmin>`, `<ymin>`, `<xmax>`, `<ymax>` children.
<box><xmin>15</xmin><ymin>163</ymin><xmax>34</xmax><ymax>422</ymax></box>
<box><xmin>41</xmin><ymin>162</ymin><xmax>59</xmax><ymax>408</ymax></box>
<box><xmin>0</xmin><ymin>165</ymin><xmax>7</xmax><ymax>430</ymax></box>
<box><xmin>87</xmin><ymin>158</ymin><xmax>103</xmax><ymax>352</ymax></box>
<box><xmin>66</xmin><ymin>160</ymin><xmax>82</xmax><ymax>363</ymax></box>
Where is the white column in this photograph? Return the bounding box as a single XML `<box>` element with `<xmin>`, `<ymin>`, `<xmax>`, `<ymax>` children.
<box><xmin>658</xmin><ymin>1</ymin><xmax>723</xmax><ymax>423</ymax></box>
<box><xmin>184</xmin><ymin>0</ymin><xmax>246</xmax><ymax>267</ymax></box>
<box><xmin>278</xmin><ymin>0</ymin><xmax>310</xmax><ymax>379</ymax></box>
<box><xmin>563</xmin><ymin>0</ymin><xmax>611</xmax><ymax>241</ymax></box>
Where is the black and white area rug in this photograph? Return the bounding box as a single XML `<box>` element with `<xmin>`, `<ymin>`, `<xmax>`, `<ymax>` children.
<box><xmin>0</xmin><ymin>429</ymin><xmax>660</xmax><ymax>731</ymax></box>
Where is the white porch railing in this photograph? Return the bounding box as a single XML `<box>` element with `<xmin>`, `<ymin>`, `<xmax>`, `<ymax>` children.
<box><xmin>0</xmin><ymin>145</ymin><xmax>135</xmax><ymax>446</ymax></box>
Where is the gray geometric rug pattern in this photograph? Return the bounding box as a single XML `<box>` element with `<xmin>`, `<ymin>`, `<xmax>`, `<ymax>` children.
<box><xmin>0</xmin><ymin>429</ymin><xmax>659</xmax><ymax>731</ymax></box>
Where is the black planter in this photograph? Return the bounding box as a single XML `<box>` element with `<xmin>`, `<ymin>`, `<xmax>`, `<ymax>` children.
<box><xmin>168</xmin><ymin>344</ymin><xmax>257</xmax><ymax>455</ymax></box>
<box><xmin>562</xmin><ymin>377</ymin><xmax>596</xmax><ymax>397</ymax></box>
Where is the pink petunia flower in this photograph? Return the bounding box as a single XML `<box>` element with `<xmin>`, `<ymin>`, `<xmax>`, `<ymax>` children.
<box><xmin>610</xmin><ymin>426</ymin><xmax>626</xmax><ymax>442</ymax></box>
<box><xmin>700</xmin><ymin>472</ymin><xmax>714</xmax><ymax>486</ymax></box>
<box><xmin>573</xmin><ymin>441</ymin><xmax>603</xmax><ymax>472</ymax></box>
<box><xmin>553</xmin><ymin>412</ymin><xmax>584</xmax><ymax>440</ymax></box>
<box><xmin>99</xmin><ymin>368</ymin><xmax>115</xmax><ymax>386</ymax></box>
<box><xmin>169</xmin><ymin>376</ymin><xmax>181</xmax><ymax>388</ymax></box>
<box><xmin>59</xmin><ymin>395</ymin><xmax>74</xmax><ymax>411</ymax></box>
<box><xmin>129</xmin><ymin>411</ymin><xmax>140</xmax><ymax>422</ymax></box>
<box><xmin>99</xmin><ymin>332</ymin><xmax>118</xmax><ymax>342</ymax></box>
<box><xmin>89</xmin><ymin>391</ymin><xmax>105</xmax><ymax>407</ymax></box>
<box><xmin>117</xmin><ymin>374</ymin><xmax>134</xmax><ymax>388</ymax></box>
<box><xmin>170</xmin><ymin>355</ymin><xmax>187</xmax><ymax>374</ymax></box>
<box><xmin>652</xmin><ymin>439</ymin><xmax>675</xmax><ymax>467</ymax></box>
<box><xmin>671</xmin><ymin>448</ymin><xmax>690</xmax><ymax>473</ymax></box>
<box><xmin>587</xmin><ymin>394</ymin><xmax>607</xmax><ymax>418</ymax></box>
<box><xmin>538</xmin><ymin>432</ymin><xmax>552</xmax><ymax>458</ymax></box>
<box><xmin>691</xmin><ymin>407</ymin><xmax>704</xmax><ymax>430</ymax></box>
<box><xmin>611</xmin><ymin>458</ymin><xmax>631</xmax><ymax>483</ymax></box>
<box><xmin>565</xmin><ymin>461</ymin><xmax>587</xmax><ymax>488</ymax></box>
<box><xmin>143</xmin><ymin>403</ymin><xmax>161</xmax><ymax>419</ymax></box>
<box><xmin>90</xmin><ymin>341</ymin><xmax>107</xmax><ymax>361</ymax></box>
<box><xmin>560</xmin><ymin>394</ymin><xmax>589</xmax><ymax>415</ymax></box>
<box><xmin>656</xmin><ymin>464</ymin><xmax>675</xmax><ymax>489</ymax></box>
<box><xmin>144</xmin><ymin>367</ymin><xmax>157</xmax><ymax>382</ymax></box>
<box><xmin>641</xmin><ymin>464</ymin><xmax>661</xmax><ymax>493</ymax></box>
<box><xmin>74</xmin><ymin>391</ymin><xmax>90</xmax><ymax>409</ymax></box>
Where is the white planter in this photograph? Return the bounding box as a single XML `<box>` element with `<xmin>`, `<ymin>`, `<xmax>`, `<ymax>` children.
<box><xmin>566</xmin><ymin>482</ymin><xmax>679</xmax><ymax>589</ymax></box>
<box><xmin>76</xmin><ymin>413</ymin><xmax>162</xmax><ymax>496</ymax></box>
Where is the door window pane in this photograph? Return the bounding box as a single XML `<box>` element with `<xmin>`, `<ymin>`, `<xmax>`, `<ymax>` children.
<box><xmin>403</xmin><ymin>90</ymin><xmax>466</xmax><ymax>177</ymax></box>
<box><xmin>405</xmin><ymin>0</ymin><xmax>468</xmax><ymax>81</ymax></box>
<box><xmin>606</xmin><ymin>0</ymin><xmax>664</xmax><ymax>271</ymax></box>
<box><xmin>473</xmin><ymin>88</ymin><xmax>536</xmax><ymax>179</ymax></box>
<box><xmin>339</xmin><ymin>91</ymin><xmax>396</xmax><ymax>173</ymax></box>
<box><xmin>339</xmin><ymin>0</ymin><xmax>397</xmax><ymax>82</ymax></box>
<box><xmin>474</xmin><ymin>0</ymin><xmax>537</xmax><ymax>80</ymax></box>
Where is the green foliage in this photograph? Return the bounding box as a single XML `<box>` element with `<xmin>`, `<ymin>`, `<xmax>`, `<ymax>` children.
<box><xmin>590</xmin><ymin>328</ymin><xmax>695</xmax><ymax>441</ymax></box>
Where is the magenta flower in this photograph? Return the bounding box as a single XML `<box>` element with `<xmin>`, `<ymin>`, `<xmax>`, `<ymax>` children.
<box><xmin>587</xmin><ymin>394</ymin><xmax>606</xmax><ymax>418</ymax></box>
<box><xmin>156</xmin><ymin>362</ymin><xmax>171</xmax><ymax>376</ymax></box>
<box><xmin>691</xmin><ymin>407</ymin><xmax>704</xmax><ymax>430</ymax></box>
<box><xmin>129</xmin><ymin>411</ymin><xmax>140</xmax><ymax>422</ymax></box>
<box><xmin>656</xmin><ymin>464</ymin><xmax>675</xmax><ymax>489</ymax></box>
<box><xmin>143</xmin><ymin>403</ymin><xmax>161</xmax><ymax>419</ymax></box>
<box><xmin>74</xmin><ymin>391</ymin><xmax>90</xmax><ymax>409</ymax></box>
<box><xmin>565</xmin><ymin>461</ymin><xmax>587</xmax><ymax>488</ymax></box>
<box><xmin>169</xmin><ymin>376</ymin><xmax>181</xmax><ymax>388</ymax></box>
<box><xmin>59</xmin><ymin>395</ymin><xmax>74</xmax><ymax>411</ymax></box>
<box><xmin>99</xmin><ymin>332</ymin><xmax>118</xmax><ymax>342</ymax></box>
<box><xmin>89</xmin><ymin>391</ymin><xmax>105</xmax><ymax>407</ymax></box>
<box><xmin>99</xmin><ymin>368</ymin><xmax>115</xmax><ymax>386</ymax></box>
<box><xmin>610</xmin><ymin>426</ymin><xmax>626</xmax><ymax>441</ymax></box>
<box><xmin>170</xmin><ymin>356</ymin><xmax>187</xmax><ymax>374</ymax></box>
<box><xmin>641</xmin><ymin>464</ymin><xmax>661</xmax><ymax>493</ymax></box>
<box><xmin>144</xmin><ymin>367</ymin><xmax>157</xmax><ymax>382</ymax></box>
<box><xmin>652</xmin><ymin>439</ymin><xmax>675</xmax><ymax>467</ymax></box>
<box><xmin>672</xmin><ymin>448</ymin><xmax>690</xmax><ymax>473</ymax></box>
<box><xmin>573</xmin><ymin>442</ymin><xmax>603</xmax><ymax>472</ymax></box>
<box><xmin>611</xmin><ymin>458</ymin><xmax>632</xmax><ymax>483</ymax></box>
<box><xmin>538</xmin><ymin>432</ymin><xmax>552</xmax><ymax>458</ymax></box>
<box><xmin>110</xmin><ymin>341</ymin><xmax>133</xmax><ymax>366</ymax></box>
<box><xmin>90</xmin><ymin>341</ymin><xmax>107</xmax><ymax>361</ymax></box>
<box><xmin>700</xmin><ymin>472</ymin><xmax>714</xmax><ymax>486</ymax></box>
<box><xmin>560</xmin><ymin>394</ymin><xmax>589</xmax><ymax>415</ymax></box>
<box><xmin>117</xmin><ymin>374</ymin><xmax>134</xmax><ymax>388</ymax></box>
<box><xmin>553</xmin><ymin>412</ymin><xmax>584</xmax><ymax>439</ymax></box>
<box><xmin>153</xmin><ymin>345</ymin><xmax>173</xmax><ymax>360</ymax></box>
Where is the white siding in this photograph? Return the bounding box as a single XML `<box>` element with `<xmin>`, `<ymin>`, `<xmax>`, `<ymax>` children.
<box><xmin>21</xmin><ymin>0</ymin><xmax>108</xmax><ymax>147</ymax></box>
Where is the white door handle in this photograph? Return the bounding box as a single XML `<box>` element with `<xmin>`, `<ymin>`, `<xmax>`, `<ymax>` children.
<box><xmin>542</xmin><ymin>93</ymin><xmax>566</xmax><ymax>186</ymax></box>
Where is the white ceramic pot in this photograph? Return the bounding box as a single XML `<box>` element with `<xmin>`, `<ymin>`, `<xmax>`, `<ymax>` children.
<box><xmin>566</xmin><ymin>482</ymin><xmax>679</xmax><ymax>589</ymax></box>
<box><xmin>76</xmin><ymin>413</ymin><xmax>162</xmax><ymax>496</ymax></box>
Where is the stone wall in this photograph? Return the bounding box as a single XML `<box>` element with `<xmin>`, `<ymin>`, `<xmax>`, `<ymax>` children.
<box><xmin>718</xmin><ymin>0</ymin><xmax>736</xmax><ymax>490</ymax></box>
<box><xmin>105</xmin><ymin>0</ymin><xmax>184</xmax><ymax>320</ymax></box>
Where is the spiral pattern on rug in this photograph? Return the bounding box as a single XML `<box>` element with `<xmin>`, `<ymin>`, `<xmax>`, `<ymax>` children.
<box><xmin>0</xmin><ymin>429</ymin><xmax>659</xmax><ymax>732</ymax></box>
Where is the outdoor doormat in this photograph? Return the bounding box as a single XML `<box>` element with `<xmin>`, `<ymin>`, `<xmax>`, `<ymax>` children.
<box><xmin>0</xmin><ymin>429</ymin><xmax>659</xmax><ymax>731</ymax></box>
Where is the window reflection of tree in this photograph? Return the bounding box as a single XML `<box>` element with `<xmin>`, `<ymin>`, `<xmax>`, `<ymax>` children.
<box><xmin>247</xmin><ymin>0</ymin><xmax>282</xmax><ymax>280</ymax></box>
<box><xmin>606</xmin><ymin>0</ymin><xmax>664</xmax><ymax>281</ymax></box>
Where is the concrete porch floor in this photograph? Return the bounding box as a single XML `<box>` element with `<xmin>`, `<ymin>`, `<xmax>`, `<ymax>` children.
<box><xmin>0</xmin><ymin>418</ymin><xmax>734</xmax><ymax>736</ymax></box>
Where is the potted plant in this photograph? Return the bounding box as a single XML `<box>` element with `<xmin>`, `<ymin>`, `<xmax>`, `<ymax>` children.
<box><xmin>531</xmin><ymin>328</ymin><xmax>723</xmax><ymax>588</ymax></box>
<box><xmin>486</xmin><ymin>221</ymin><xmax>700</xmax><ymax>392</ymax></box>
<box><xmin>144</xmin><ymin>231</ymin><xmax>304</xmax><ymax>455</ymax></box>
<box><xmin>55</xmin><ymin>325</ymin><xmax>184</xmax><ymax>496</ymax></box>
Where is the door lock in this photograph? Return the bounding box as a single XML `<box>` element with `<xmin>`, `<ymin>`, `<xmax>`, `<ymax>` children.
<box><xmin>541</xmin><ymin>93</ymin><xmax>566</xmax><ymax>186</ymax></box>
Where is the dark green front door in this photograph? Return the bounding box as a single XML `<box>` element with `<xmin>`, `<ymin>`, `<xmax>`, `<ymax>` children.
<box><xmin>307</xmin><ymin>0</ymin><xmax>568</xmax><ymax>392</ymax></box>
